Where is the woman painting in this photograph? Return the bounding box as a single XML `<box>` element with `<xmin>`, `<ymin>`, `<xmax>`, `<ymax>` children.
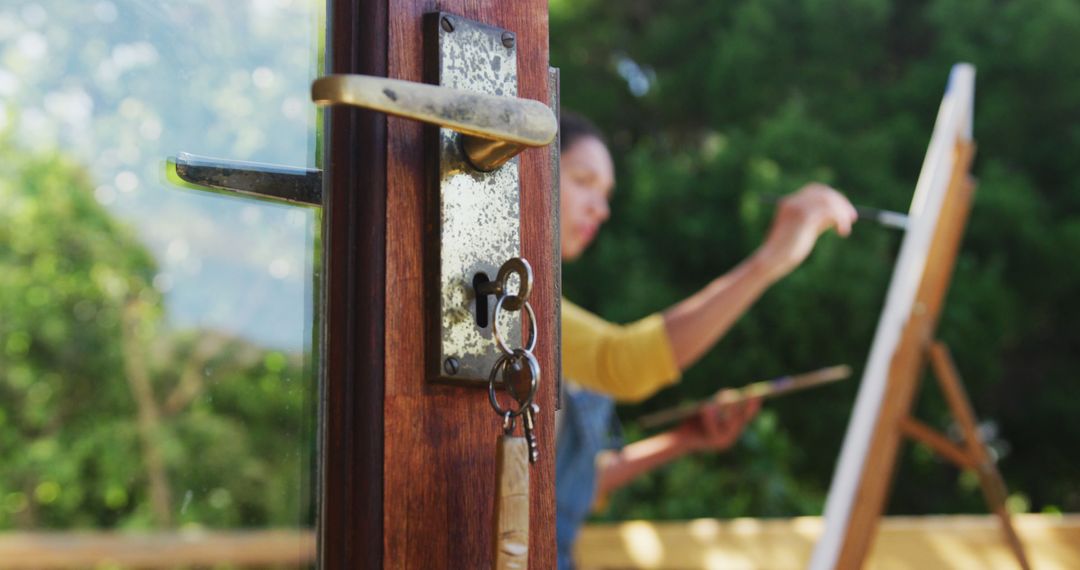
<box><xmin>555</xmin><ymin>111</ymin><xmax>857</xmax><ymax>569</ymax></box>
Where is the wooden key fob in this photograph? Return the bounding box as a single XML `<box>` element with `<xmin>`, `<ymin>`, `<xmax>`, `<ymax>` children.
<box><xmin>492</xmin><ymin>434</ymin><xmax>529</xmax><ymax>569</ymax></box>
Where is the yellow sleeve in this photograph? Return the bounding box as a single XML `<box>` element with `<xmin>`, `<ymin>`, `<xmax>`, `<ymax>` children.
<box><xmin>561</xmin><ymin>299</ymin><xmax>681</xmax><ymax>403</ymax></box>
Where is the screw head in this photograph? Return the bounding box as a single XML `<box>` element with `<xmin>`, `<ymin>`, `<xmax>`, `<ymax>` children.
<box><xmin>443</xmin><ymin>357</ymin><xmax>460</xmax><ymax>375</ymax></box>
<box><xmin>501</xmin><ymin>31</ymin><xmax>515</xmax><ymax>49</ymax></box>
<box><xmin>440</xmin><ymin>15</ymin><xmax>454</xmax><ymax>33</ymax></box>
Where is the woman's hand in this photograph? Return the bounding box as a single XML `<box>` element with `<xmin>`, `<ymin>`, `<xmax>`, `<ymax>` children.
<box><xmin>754</xmin><ymin>183</ymin><xmax>857</xmax><ymax>282</ymax></box>
<box><xmin>596</xmin><ymin>394</ymin><xmax>762</xmax><ymax>496</ymax></box>
<box><xmin>673</xmin><ymin>394</ymin><xmax>762</xmax><ymax>453</ymax></box>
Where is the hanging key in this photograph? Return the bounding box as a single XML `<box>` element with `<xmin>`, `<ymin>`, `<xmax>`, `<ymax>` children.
<box><xmin>521</xmin><ymin>403</ymin><xmax>540</xmax><ymax>465</ymax></box>
<box><xmin>483</xmin><ymin>256</ymin><xmax>541</xmax><ymax>568</ymax></box>
<box><xmin>503</xmin><ymin>349</ymin><xmax>541</xmax><ymax>465</ymax></box>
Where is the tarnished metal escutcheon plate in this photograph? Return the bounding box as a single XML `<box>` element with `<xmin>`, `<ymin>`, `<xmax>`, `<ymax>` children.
<box><xmin>430</xmin><ymin>12</ymin><xmax>523</xmax><ymax>384</ymax></box>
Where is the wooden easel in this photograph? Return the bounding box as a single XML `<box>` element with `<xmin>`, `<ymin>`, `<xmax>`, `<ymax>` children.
<box><xmin>899</xmin><ymin>341</ymin><xmax>1030</xmax><ymax>569</ymax></box>
<box><xmin>834</xmin><ymin>141</ymin><xmax>1031</xmax><ymax>569</ymax></box>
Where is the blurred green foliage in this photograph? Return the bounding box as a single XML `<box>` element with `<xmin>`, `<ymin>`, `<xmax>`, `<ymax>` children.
<box><xmin>553</xmin><ymin>0</ymin><xmax>1080</xmax><ymax>519</ymax></box>
<box><xmin>0</xmin><ymin>135</ymin><xmax>314</xmax><ymax>531</ymax></box>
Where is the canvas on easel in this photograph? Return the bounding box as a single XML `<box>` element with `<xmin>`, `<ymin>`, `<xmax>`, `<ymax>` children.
<box><xmin>810</xmin><ymin>64</ymin><xmax>1030</xmax><ymax>570</ymax></box>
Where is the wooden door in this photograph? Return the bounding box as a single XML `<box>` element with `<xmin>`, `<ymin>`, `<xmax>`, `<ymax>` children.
<box><xmin>319</xmin><ymin>1</ymin><xmax>557</xmax><ymax>568</ymax></box>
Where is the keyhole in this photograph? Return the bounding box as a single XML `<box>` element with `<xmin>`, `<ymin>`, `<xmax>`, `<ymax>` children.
<box><xmin>473</xmin><ymin>272</ymin><xmax>491</xmax><ymax>328</ymax></box>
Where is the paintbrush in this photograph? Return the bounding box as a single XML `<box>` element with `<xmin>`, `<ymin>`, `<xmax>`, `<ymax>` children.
<box><xmin>852</xmin><ymin>205</ymin><xmax>909</xmax><ymax>231</ymax></box>
<box><xmin>637</xmin><ymin>365</ymin><xmax>852</xmax><ymax>429</ymax></box>
<box><xmin>761</xmin><ymin>194</ymin><xmax>909</xmax><ymax>230</ymax></box>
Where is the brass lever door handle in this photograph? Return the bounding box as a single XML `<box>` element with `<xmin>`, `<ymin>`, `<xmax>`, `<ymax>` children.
<box><xmin>311</xmin><ymin>74</ymin><xmax>557</xmax><ymax>171</ymax></box>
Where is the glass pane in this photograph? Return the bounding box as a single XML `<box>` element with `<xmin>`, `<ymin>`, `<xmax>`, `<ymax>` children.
<box><xmin>0</xmin><ymin>1</ymin><xmax>322</xmax><ymax>566</ymax></box>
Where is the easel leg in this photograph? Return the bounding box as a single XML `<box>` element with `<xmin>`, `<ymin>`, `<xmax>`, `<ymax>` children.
<box><xmin>928</xmin><ymin>341</ymin><xmax>1031</xmax><ymax>570</ymax></box>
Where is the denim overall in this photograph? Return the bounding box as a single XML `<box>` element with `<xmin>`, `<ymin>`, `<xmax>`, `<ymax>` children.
<box><xmin>555</xmin><ymin>387</ymin><xmax>622</xmax><ymax>570</ymax></box>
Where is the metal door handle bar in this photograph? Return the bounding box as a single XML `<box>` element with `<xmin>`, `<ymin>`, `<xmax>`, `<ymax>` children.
<box><xmin>172</xmin><ymin>152</ymin><xmax>322</xmax><ymax>206</ymax></box>
<box><xmin>312</xmin><ymin>74</ymin><xmax>557</xmax><ymax>171</ymax></box>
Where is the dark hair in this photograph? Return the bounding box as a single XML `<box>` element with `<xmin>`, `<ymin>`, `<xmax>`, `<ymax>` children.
<box><xmin>560</xmin><ymin>109</ymin><xmax>605</xmax><ymax>152</ymax></box>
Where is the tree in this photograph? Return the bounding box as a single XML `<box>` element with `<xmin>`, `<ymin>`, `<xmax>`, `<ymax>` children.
<box><xmin>0</xmin><ymin>135</ymin><xmax>314</xmax><ymax>530</ymax></box>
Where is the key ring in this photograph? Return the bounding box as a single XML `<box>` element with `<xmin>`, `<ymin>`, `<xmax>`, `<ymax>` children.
<box><xmin>487</xmin><ymin>349</ymin><xmax>540</xmax><ymax>418</ymax></box>
<box><xmin>491</xmin><ymin>295</ymin><xmax>537</xmax><ymax>357</ymax></box>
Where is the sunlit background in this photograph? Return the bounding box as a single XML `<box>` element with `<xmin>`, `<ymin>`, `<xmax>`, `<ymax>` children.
<box><xmin>2</xmin><ymin>0</ymin><xmax>319</xmax><ymax>349</ymax></box>
<box><xmin>1</xmin><ymin>0</ymin><xmax>321</xmax><ymax>565</ymax></box>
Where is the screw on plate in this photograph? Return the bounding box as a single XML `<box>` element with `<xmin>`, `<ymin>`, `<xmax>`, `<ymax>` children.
<box><xmin>443</xmin><ymin>357</ymin><xmax>461</xmax><ymax>375</ymax></box>
<box><xmin>501</xmin><ymin>32</ymin><xmax>515</xmax><ymax>49</ymax></box>
<box><xmin>441</xmin><ymin>15</ymin><xmax>455</xmax><ymax>33</ymax></box>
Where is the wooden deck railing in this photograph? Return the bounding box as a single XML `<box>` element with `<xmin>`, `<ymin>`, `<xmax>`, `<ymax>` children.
<box><xmin>0</xmin><ymin>529</ymin><xmax>316</xmax><ymax>569</ymax></box>
<box><xmin>577</xmin><ymin>514</ymin><xmax>1080</xmax><ymax>569</ymax></box>
<box><xmin>2</xmin><ymin>515</ymin><xmax>1078</xmax><ymax>569</ymax></box>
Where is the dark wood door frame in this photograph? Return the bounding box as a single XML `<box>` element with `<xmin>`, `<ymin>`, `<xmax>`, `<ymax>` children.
<box><xmin>319</xmin><ymin>0</ymin><xmax>387</xmax><ymax>567</ymax></box>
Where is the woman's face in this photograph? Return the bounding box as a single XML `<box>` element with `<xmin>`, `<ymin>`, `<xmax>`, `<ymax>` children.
<box><xmin>560</xmin><ymin>135</ymin><xmax>614</xmax><ymax>260</ymax></box>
